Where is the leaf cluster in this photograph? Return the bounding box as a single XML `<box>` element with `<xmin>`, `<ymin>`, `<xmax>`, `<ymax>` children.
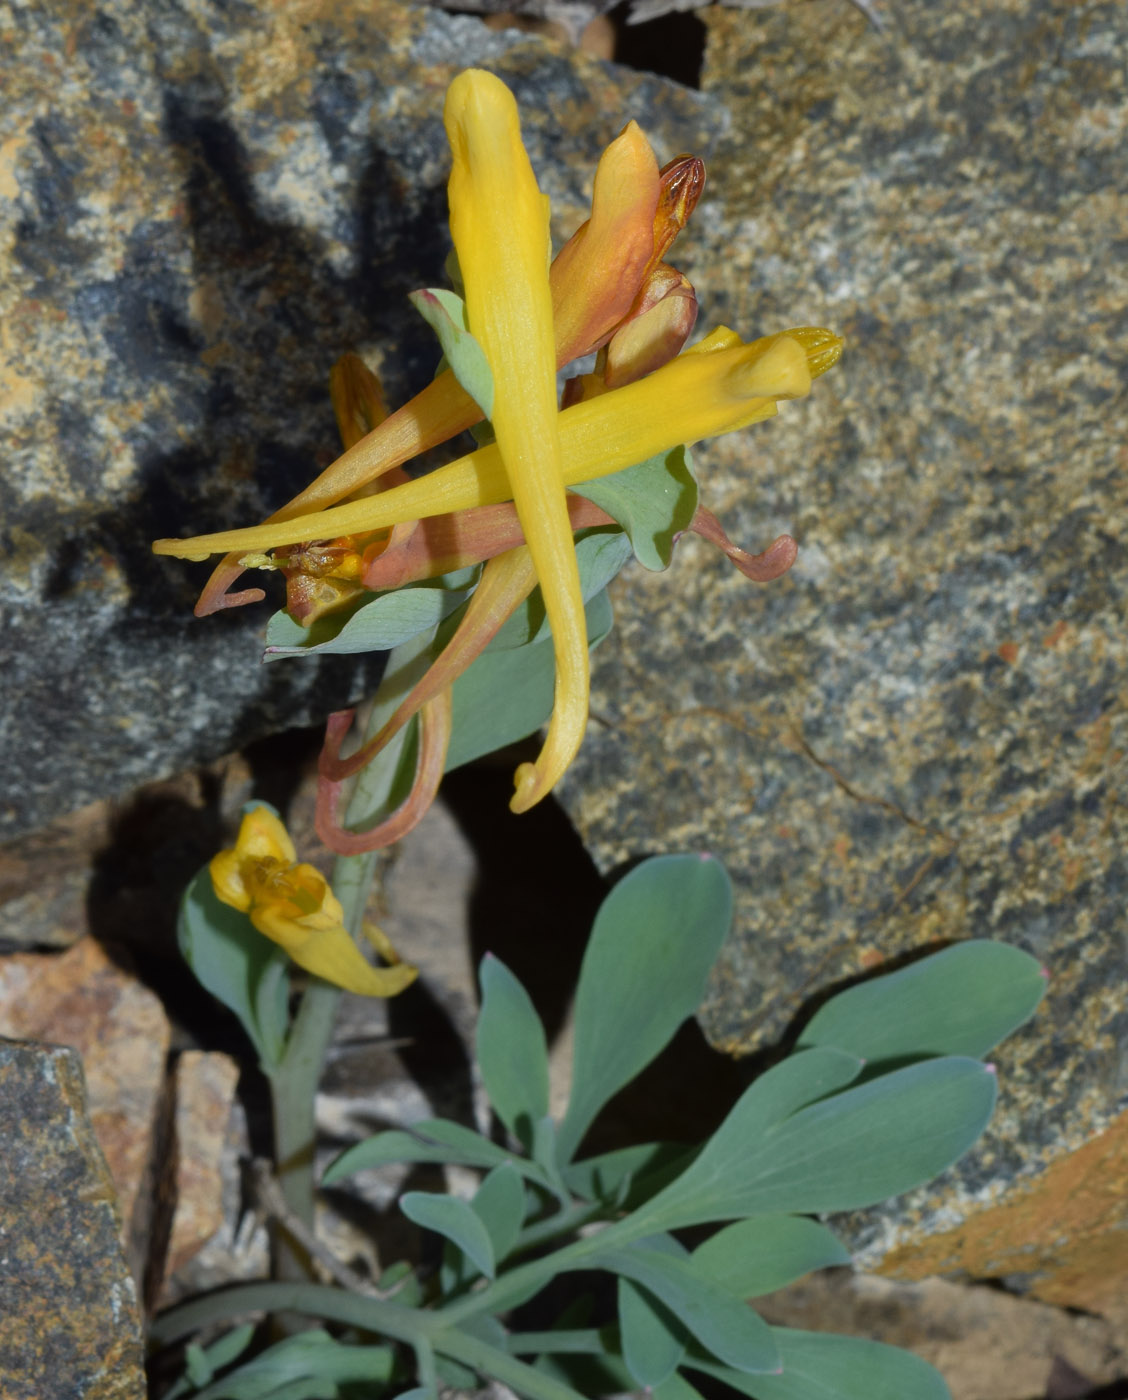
<box><xmin>161</xmin><ymin>853</ymin><xmax>1046</xmax><ymax>1400</ymax></box>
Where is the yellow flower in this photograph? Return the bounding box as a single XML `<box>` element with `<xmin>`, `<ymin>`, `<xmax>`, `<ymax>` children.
<box><xmin>153</xmin><ymin>329</ymin><xmax>818</xmax><ymax>557</ymax></box>
<box><xmin>153</xmin><ymin>69</ymin><xmax>844</xmax><ymax>817</ymax></box>
<box><xmin>210</xmin><ymin>806</ymin><xmax>417</xmax><ymax>997</ymax></box>
<box><xmin>443</xmin><ymin>68</ymin><xmax>585</xmax><ymax>813</ymax></box>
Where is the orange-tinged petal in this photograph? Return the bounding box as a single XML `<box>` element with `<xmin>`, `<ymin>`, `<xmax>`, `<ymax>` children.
<box><xmin>549</xmin><ymin>120</ymin><xmax>661</xmax><ymax>365</ymax></box>
<box><xmin>359</xmin><ymin>494</ymin><xmax>613</xmax><ymax>590</ymax></box>
<box><xmin>315</xmin><ymin>691</ymin><xmax>453</xmax><ymax>854</ymax></box>
<box><xmin>153</xmin><ymin>331</ymin><xmax>825</xmax><ymax>560</ymax></box>
<box><xmin>322</xmin><ymin>547</ymin><xmax>540</xmax><ymax>784</ymax></box>
<box><xmin>445</xmin><ymin>69</ymin><xmax>588</xmax><ymax>813</ymax></box>
<box><xmin>602</xmin><ymin>262</ymin><xmax>698</xmax><ymax>388</ymax></box>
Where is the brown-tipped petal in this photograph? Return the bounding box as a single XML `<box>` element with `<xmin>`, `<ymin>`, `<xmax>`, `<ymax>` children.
<box><xmin>360</xmin><ymin>494</ymin><xmax>614</xmax><ymax>591</ymax></box>
<box><xmin>602</xmin><ymin>264</ymin><xmax>698</xmax><ymax>388</ymax></box>
<box><xmin>321</xmin><ymin>548</ymin><xmax>539</xmax><ymax>784</ymax></box>
<box><xmin>193</xmin><ymin>368</ymin><xmax>479</xmax><ymax>616</ymax></box>
<box><xmin>316</xmin><ymin>692</ymin><xmax>452</xmax><ymax>855</ymax></box>
<box><xmin>330</xmin><ymin>353</ymin><xmax>389</xmax><ymax>449</ymax></box>
<box><xmin>690</xmin><ymin>505</ymin><xmax>799</xmax><ymax>582</ymax></box>
<box><xmin>549</xmin><ymin>120</ymin><xmax>662</xmax><ymax>365</ymax></box>
<box><xmin>651</xmin><ymin>155</ymin><xmax>705</xmax><ymax>269</ymax></box>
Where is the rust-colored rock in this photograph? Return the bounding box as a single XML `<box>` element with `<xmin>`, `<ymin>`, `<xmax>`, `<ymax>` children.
<box><xmin>163</xmin><ymin>1050</ymin><xmax>241</xmax><ymax>1281</ymax></box>
<box><xmin>876</xmin><ymin>1106</ymin><xmax>1128</xmax><ymax>1327</ymax></box>
<box><xmin>0</xmin><ymin>1039</ymin><xmax>146</xmax><ymax>1399</ymax></box>
<box><xmin>0</xmin><ymin>937</ymin><xmax>170</xmax><ymax>1256</ymax></box>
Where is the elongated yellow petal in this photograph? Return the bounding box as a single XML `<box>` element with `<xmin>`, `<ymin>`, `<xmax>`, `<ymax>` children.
<box><xmin>154</xmin><ymin>331</ymin><xmax>821</xmax><ymax>560</ymax></box>
<box><xmin>445</xmin><ymin>69</ymin><xmax>587</xmax><ymax>813</ymax></box>
<box><xmin>251</xmin><ymin>900</ymin><xmax>418</xmax><ymax>997</ymax></box>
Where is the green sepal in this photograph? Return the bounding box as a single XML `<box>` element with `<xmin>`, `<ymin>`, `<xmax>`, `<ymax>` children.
<box><xmin>409</xmin><ymin>287</ymin><xmax>494</xmax><ymax>419</ymax></box>
<box><xmin>263</xmin><ymin>579</ymin><xmax>474</xmax><ymax>661</ymax></box>
<box><xmin>572</xmin><ymin>445</ymin><xmax>698</xmax><ymax>571</ymax></box>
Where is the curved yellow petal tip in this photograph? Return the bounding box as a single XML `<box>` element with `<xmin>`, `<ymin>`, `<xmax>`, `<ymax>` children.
<box><xmin>508</xmin><ymin>676</ymin><xmax>588</xmax><ymax>813</ymax></box>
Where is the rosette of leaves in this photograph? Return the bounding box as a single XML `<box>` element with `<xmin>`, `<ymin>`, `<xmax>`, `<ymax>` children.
<box><xmin>156</xmin><ymin>853</ymin><xmax>1046</xmax><ymax>1400</ymax></box>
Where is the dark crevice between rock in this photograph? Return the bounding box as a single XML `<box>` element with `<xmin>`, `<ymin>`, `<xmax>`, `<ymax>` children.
<box><xmin>608</xmin><ymin>1</ymin><xmax>706</xmax><ymax>88</ymax></box>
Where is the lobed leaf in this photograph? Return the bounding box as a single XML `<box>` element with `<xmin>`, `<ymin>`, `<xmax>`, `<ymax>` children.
<box><xmin>636</xmin><ymin>1057</ymin><xmax>998</xmax><ymax>1232</ymax></box>
<box><xmin>572</xmin><ymin>446</ymin><xmax>698</xmax><ymax>571</ymax></box>
<box><xmin>471</xmin><ymin>1162</ymin><xmax>527</xmax><ymax>1266</ymax></box>
<box><xmin>692</xmin><ymin>1216</ymin><xmax>851</xmax><ymax>1299</ymax></box>
<box><xmin>594</xmin><ymin>1243</ymin><xmax>779</xmax><ymax>1375</ymax></box>
<box><xmin>798</xmin><ymin>940</ymin><xmax>1047</xmax><ymax>1064</ymax></box>
<box><xmin>263</xmin><ymin>581</ymin><xmax>472</xmax><ymax>662</ymax></box>
<box><xmin>558</xmin><ymin>854</ymin><xmax>733</xmax><ymax>1162</ymax></box>
<box><xmin>400</xmin><ymin>1192</ymin><xmax>496</xmax><ymax>1278</ymax></box>
<box><xmin>689</xmin><ymin>1327</ymin><xmax>952</xmax><ymax>1400</ymax></box>
<box><xmin>182</xmin><ymin>1329</ymin><xmax>395</xmax><ymax>1400</ymax></box>
<box><xmin>476</xmin><ymin>955</ymin><xmax>550</xmax><ymax>1150</ymax></box>
<box><xmin>322</xmin><ymin>1118</ymin><xmax>512</xmax><ymax>1186</ymax></box>
<box><xmin>619</xmin><ymin>1277</ymin><xmax>686</xmax><ymax>1388</ymax></box>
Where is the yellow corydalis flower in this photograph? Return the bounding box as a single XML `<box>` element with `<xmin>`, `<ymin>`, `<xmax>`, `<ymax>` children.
<box><xmin>210</xmin><ymin>806</ymin><xmax>417</xmax><ymax>997</ymax></box>
<box><xmin>443</xmin><ymin>68</ymin><xmax>587</xmax><ymax>813</ymax></box>
<box><xmin>153</xmin><ymin>329</ymin><xmax>819</xmax><ymax>557</ymax></box>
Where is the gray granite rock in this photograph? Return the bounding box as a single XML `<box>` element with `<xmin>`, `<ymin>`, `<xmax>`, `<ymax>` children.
<box><xmin>558</xmin><ymin>0</ymin><xmax>1128</xmax><ymax>1301</ymax></box>
<box><xmin>0</xmin><ymin>0</ymin><xmax>719</xmax><ymax>841</ymax></box>
<box><xmin>0</xmin><ymin>1038</ymin><xmax>146</xmax><ymax>1399</ymax></box>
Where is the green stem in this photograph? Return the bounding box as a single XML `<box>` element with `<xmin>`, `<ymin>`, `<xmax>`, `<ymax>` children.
<box><xmin>511</xmin><ymin>1197</ymin><xmax>605</xmax><ymax>1256</ymax></box>
<box><xmin>151</xmin><ymin>1283</ymin><xmax>589</xmax><ymax>1400</ymax></box>
<box><xmin>266</xmin><ymin>642</ymin><xmax>425</xmax><ymax>1278</ymax></box>
<box><xmin>149</xmin><ymin>1281</ymin><xmax>424</xmax><ymax>1347</ymax></box>
<box><xmin>431</xmin><ymin>1329</ymin><xmax>589</xmax><ymax>1400</ymax></box>
<box><xmin>508</xmin><ymin>1330</ymin><xmax>605</xmax><ymax>1355</ymax></box>
<box><xmin>436</xmin><ymin>1231</ymin><xmax>604</xmax><ymax>1329</ymax></box>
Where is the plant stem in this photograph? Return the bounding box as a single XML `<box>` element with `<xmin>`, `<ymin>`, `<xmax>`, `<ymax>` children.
<box><xmin>431</xmin><ymin>1328</ymin><xmax>589</xmax><ymax>1400</ymax></box>
<box><xmin>266</xmin><ymin>658</ymin><xmax>418</xmax><ymax>1279</ymax></box>
<box><xmin>149</xmin><ymin>1281</ymin><xmax>424</xmax><ymax>1347</ymax></box>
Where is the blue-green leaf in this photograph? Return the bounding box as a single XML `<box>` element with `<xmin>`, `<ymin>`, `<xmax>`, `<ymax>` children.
<box><xmin>573</xmin><ymin>446</ymin><xmax>698</xmax><ymax>571</ymax></box>
<box><xmin>445</xmin><ymin>589</ymin><xmax>613</xmax><ymax>772</ymax></box>
<box><xmin>798</xmin><ymin>941</ymin><xmax>1047</xmax><ymax>1064</ymax></box>
<box><xmin>322</xmin><ymin>1118</ymin><xmax>511</xmax><ymax>1186</ymax></box>
<box><xmin>471</xmin><ymin>1162</ymin><xmax>526</xmax><ymax>1266</ymax></box>
<box><xmin>721</xmin><ymin>1048</ymin><xmax>864</xmax><ymax>1130</ymax></box>
<box><xmin>563</xmin><ymin>1142</ymin><xmax>689</xmax><ymax>1205</ymax></box>
<box><xmin>184</xmin><ymin>1329</ymin><xmax>394</xmax><ymax>1399</ymax></box>
<box><xmin>477</xmin><ymin>955</ymin><xmax>549</xmax><ymax>1150</ymax></box>
<box><xmin>263</xmin><ymin>581</ymin><xmax>472</xmax><ymax>662</ymax></box>
<box><xmin>690</xmin><ymin>1328</ymin><xmax>952</xmax><ymax>1400</ymax></box>
<box><xmin>489</xmin><ymin>532</ymin><xmax>632</xmax><ymax>650</ymax></box>
<box><xmin>177</xmin><ymin>865</ymin><xmax>289</xmax><ymax>1072</ymax></box>
<box><xmin>654</xmin><ymin>1373</ymin><xmax>708</xmax><ymax>1400</ymax></box>
<box><xmin>619</xmin><ymin>1277</ymin><xmax>686</xmax><ymax>1388</ymax></box>
<box><xmin>409</xmin><ymin>287</ymin><xmax>494</xmax><ymax>419</ymax></box>
<box><xmin>692</xmin><ymin>1216</ymin><xmax>851</xmax><ymax>1299</ymax></box>
<box><xmin>594</xmin><ymin>1244</ymin><xmax>779</xmax><ymax>1374</ymax></box>
<box><xmin>400</xmin><ymin>1192</ymin><xmax>496</xmax><ymax>1278</ymax></box>
<box><xmin>557</xmin><ymin>854</ymin><xmax>733</xmax><ymax>1162</ymax></box>
<box><xmin>167</xmin><ymin>1325</ymin><xmax>257</xmax><ymax>1398</ymax></box>
<box><xmin>636</xmin><ymin>1057</ymin><xmax>998</xmax><ymax>1233</ymax></box>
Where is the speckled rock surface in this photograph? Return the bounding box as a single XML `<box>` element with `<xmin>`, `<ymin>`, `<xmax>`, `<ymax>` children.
<box><xmin>557</xmin><ymin>0</ymin><xmax>1128</xmax><ymax>1299</ymax></box>
<box><xmin>0</xmin><ymin>938</ymin><xmax>171</xmax><ymax>1278</ymax></box>
<box><xmin>0</xmin><ymin>0</ymin><xmax>719</xmax><ymax>842</ymax></box>
<box><xmin>0</xmin><ymin>1039</ymin><xmax>146</xmax><ymax>1399</ymax></box>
